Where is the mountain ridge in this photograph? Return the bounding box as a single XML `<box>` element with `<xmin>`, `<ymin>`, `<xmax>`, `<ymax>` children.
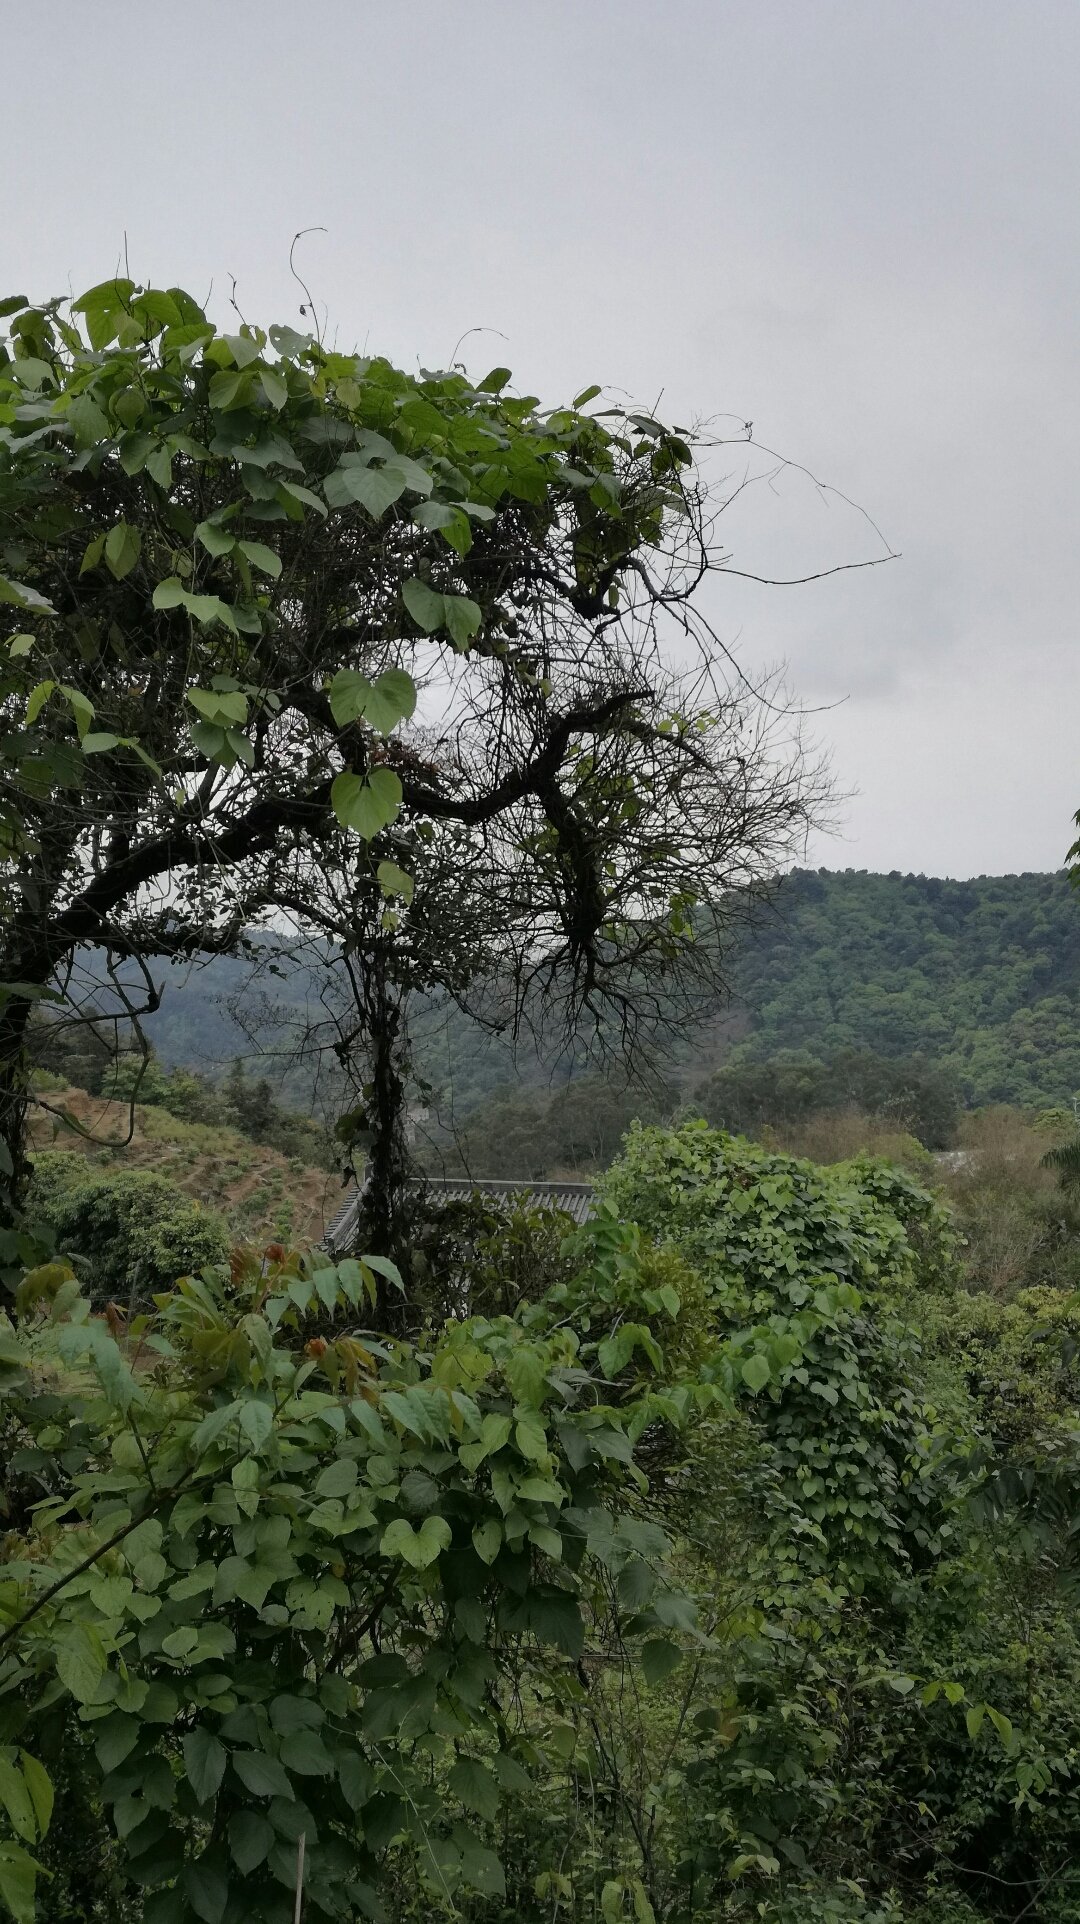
<box><xmin>81</xmin><ymin>868</ymin><xmax>1080</xmax><ymax>1113</ymax></box>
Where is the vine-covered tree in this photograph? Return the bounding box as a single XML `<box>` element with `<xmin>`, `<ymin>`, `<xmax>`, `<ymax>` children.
<box><xmin>0</xmin><ymin>275</ymin><xmax>829</xmax><ymax>1238</ymax></box>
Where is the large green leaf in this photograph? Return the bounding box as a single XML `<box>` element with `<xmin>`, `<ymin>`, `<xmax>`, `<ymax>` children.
<box><xmin>443</xmin><ymin>594</ymin><xmax>482</xmax><ymax>650</ymax></box>
<box><xmin>104</xmin><ymin>521</ymin><xmax>141</xmax><ymax>581</ymax></box>
<box><xmin>0</xmin><ymin>1842</ymin><xmax>38</xmax><ymax>1924</ymax></box>
<box><xmin>401</xmin><ymin>578</ymin><xmax>444</xmax><ymax>633</ymax></box>
<box><xmin>280</xmin><ymin>1729</ymin><xmax>334</xmax><ymax>1776</ymax></box>
<box><xmin>331</xmin><ymin>767</ymin><xmax>403</xmax><ymax>839</ymax></box>
<box><xmin>55</xmin><ymin>1623</ymin><xmax>105</xmax><ymax>1703</ymax></box>
<box><xmin>364</xmin><ymin>668</ymin><xmax>417</xmax><ymax>733</ymax></box>
<box><xmin>228</xmin><ymin>1810</ymin><xmax>274</xmax><ymax>1875</ymax></box>
<box><xmin>740</xmin><ymin>1352</ymin><xmax>771</xmax><ymax>1393</ymax></box>
<box><xmin>329</xmin><ymin>667</ymin><xmax>415</xmax><ymax>735</ymax></box>
<box><xmin>448</xmin><ymin>1757</ymin><xmax>500</xmax><ymax>1821</ymax></box>
<box><xmin>380</xmin><ymin>1515</ymin><xmax>452</xmax><ymax>1569</ymax></box>
<box><xmin>0</xmin><ymin>1761</ymin><xmax>35</xmax><ymax>1844</ymax></box>
<box><xmin>326</xmin><ymin>462</ymin><xmax>407</xmax><ymax>518</ymax></box>
<box><xmin>232</xmin><ymin>1751</ymin><xmax>293</xmax><ymax>1800</ymax></box>
<box><xmin>641</xmin><ymin>1638</ymin><xmax>682</xmax><ymax>1685</ymax></box>
<box><xmin>183</xmin><ymin>1850</ymin><xmax>229</xmax><ymax>1924</ymax></box>
<box><xmin>183</xmin><ymin>1727</ymin><xmax>227</xmax><ymax>1804</ymax></box>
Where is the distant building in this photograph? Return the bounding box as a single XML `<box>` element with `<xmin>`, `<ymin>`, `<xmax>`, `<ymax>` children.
<box><xmin>323</xmin><ymin>1175</ymin><xmax>597</xmax><ymax>1256</ymax></box>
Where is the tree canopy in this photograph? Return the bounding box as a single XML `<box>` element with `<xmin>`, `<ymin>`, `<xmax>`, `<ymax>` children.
<box><xmin>0</xmin><ymin>276</ymin><xmax>824</xmax><ymax>1230</ymax></box>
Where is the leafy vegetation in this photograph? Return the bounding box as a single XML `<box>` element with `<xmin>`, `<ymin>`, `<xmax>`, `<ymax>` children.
<box><xmin>5</xmin><ymin>268</ymin><xmax>1080</xmax><ymax>1924</ymax></box>
<box><xmin>4</xmin><ymin>1120</ymin><xmax>1080</xmax><ymax>1919</ymax></box>
<box><xmin>23</xmin><ymin>1090</ymin><xmax>342</xmax><ymax>1266</ymax></box>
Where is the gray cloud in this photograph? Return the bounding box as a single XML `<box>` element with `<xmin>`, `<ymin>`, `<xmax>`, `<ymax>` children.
<box><xmin>3</xmin><ymin>0</ymin><xmax>1076</xmax><ymax>876</ymax></box>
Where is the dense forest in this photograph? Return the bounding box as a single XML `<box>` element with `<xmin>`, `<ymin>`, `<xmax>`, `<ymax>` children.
<box><xmin>110</xmin><ymin>868</ymin><xmax>1080</xmax><ymax>1133</ymax></box>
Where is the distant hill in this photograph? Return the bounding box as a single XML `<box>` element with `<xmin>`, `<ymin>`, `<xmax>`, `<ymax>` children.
<box><xmin>105</xmin><ymin>869</ymin><xmax>1080</xmax><ymax>1113</ymax></box>
<box><xmin>722</xmin><ymin>868</ymin><xmax>1080</xmax><ymax>1108</ymax></box>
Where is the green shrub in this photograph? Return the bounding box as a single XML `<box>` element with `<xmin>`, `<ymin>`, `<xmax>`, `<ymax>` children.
<box><xmin>26</xmin><ymin>1155</ymin><xmax>229</xmax><ymax>1307</ymax></box>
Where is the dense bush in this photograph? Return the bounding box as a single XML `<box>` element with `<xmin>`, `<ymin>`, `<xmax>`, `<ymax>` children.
<box><xmin>9</xmin><ymin>1123</ymin><xmax>1080</xmax><ymax>1920</ymax></box>
<box><xmin>26</xmin><ymin>1155</ymin><xmax>229</xmax><ymax>1306</ymax></box>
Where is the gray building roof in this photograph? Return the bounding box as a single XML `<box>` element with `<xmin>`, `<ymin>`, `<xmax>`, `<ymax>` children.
<box><xmin>323</xmin><ymin>1175</ymin><xmax>597</xmax><ymax>1256</ymax></box>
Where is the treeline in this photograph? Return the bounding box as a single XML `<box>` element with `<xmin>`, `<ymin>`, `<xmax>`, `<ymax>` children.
<box><xmin>77</xmin><ymin>869</ymin><xmax>1080</xmax><ymax>1120</ymax></box>
<box><xmin>420</xmin><ymin>1048</ymin><xmax>961</xmax><ymax>1179</ymax></box>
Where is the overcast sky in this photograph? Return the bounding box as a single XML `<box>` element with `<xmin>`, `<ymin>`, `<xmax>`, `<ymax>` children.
<box><xmin>4</xmin><ymin>1</ymin><xmax>1076</xmax><ymax>878</ymax></box>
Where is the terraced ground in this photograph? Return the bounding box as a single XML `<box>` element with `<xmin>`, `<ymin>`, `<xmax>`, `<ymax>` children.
<box><xmin>27</xmin><ymin>1084</ymin><xmax>345</xmax><ymax>1250</ymax></box>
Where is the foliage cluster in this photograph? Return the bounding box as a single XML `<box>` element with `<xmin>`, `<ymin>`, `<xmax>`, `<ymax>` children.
<box><xmin>5</xmin><ymin>1124</ymin><xmax>1080</xmax><ymax>1920</ymax></box>
<box><xmin>24</xmin><ymin>1154</ymin><xmax>229</xmax><ymax>1308</ymax></box>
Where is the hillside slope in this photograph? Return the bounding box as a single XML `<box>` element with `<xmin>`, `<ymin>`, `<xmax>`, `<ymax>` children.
<box><xmin>27</xmin><ymin>1088</ymin><xmax>346</xmax><ymax>1248</ymax></box>
<box><xmin>81</xmin><ymin>869</ymin><xmax>1080</xmax><ymax>1112</ymax></box>
<box><xmin>722</xmin><ymin>868</ymin><xmax>1080</xmax><ymax>1105</ymax></box>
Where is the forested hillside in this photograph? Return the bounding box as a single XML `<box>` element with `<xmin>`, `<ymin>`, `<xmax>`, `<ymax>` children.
<box><xmin>125</xmin><ymin>869</ymin><xmax>1080</xmax><ymax>1115</ymax></box>
<box><xmin>725</xmin><ymin>868</ymin><xmax>1080</xmax><ymax>1106</ymax></box>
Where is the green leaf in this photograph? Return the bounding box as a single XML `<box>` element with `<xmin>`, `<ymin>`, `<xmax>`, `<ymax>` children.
<box><xmin>478</xmin><ymin>367</ymin><xmax>512</xmax><ymax>393</ymax></box>
<box><xmin>190</xmin><ymin>722</ymin><xmax>227</xmax><ymax>760</ymax></box>
<box><xmin>260</xmin><ymin>369</ymin><xmax>288</xmax><ymax>411</ymax></box>
<box><xmin>183</xmin><ymin>1851</ymin><xmax>229</xmax><ymax>1924</ymax></box>
<box><xmin>152</xmin><ymin>576</ymin><xmax>186</xmax><ymax>611</ymax></box>
<box><xmin>987</xmin><ymin>1706</ymin><xmax>1015</xmax><ymax>1751</ymax></box>
<box><xmin>331</xmin><ymin>766</ymin><xmax>403</xmax><ymax>839</ymax></box>
<box><xmin>326</xmin><ymin>462</ymin><xmax>407</xmax><ymax>518</ymax></box>
<box><xmin>364</xmin><ymin>668</ymin><xmax>417</xmax><ymax>733</ymax></box>
<box><xmin>81</xmin><ymin>731</ymin><xmax>121</xmax><ymax>754</ymax></box>
<box><xmin>145</xmin><ymin>442</ymin><xmax>173</xmax><ymax>489</ymax></box>
<box><xmin>329</xmin><ymin>666</ymin><xmax>415</xmax><ymax>735</ymax></box>
<box><xmin>0</xmin><ymin>1841</ymin><xmax>38</xmax><ymax>1924</ymax></box>
<box><xmin>515</xmin><ymin>1412</ymin><xmax>548</xmax><ymax>1461</ymax></box>
<box><xmin>80</xmin><ymin>533</ymin><xmax>106</xmax><ymax>576</ymax></box>
<box><xmin>269</xmin><ymin>1696</ymin><xmax>324</xmax><ymax>1735</ymax></box>
<box><xmin>402</xmin><ymin>578</ymin><xmax>444</xmax><ymax>633</ymax></box>
<box><xmin>0</xmin><ymin>1760</ymin><xmax>35</xmax><ymax>1843</ymax></box>
<box><xmin>236</xmin><ymin>539</ymin><xmax>282</xmax><ymax>577</ymax></box>
<box><xmin>377</xmin><ymin>860</ymin><xmax>414</xmax><ymax>903</ymax></box>
<box><xmin>195</xmin><ymin>520</ymin><xmax>235</xmax><ymax>559</ymax></box>
<box><xmin>104</xmin><ymin>522</ymin><xmax>141</xmax><ymax>581</ymax></box>
<box><xmin>280</xmin><ymin>1729</ymin><xmax>334</xmax><ymax>1776</ymax></box>
<box><xmin>55</xmin><ymin>1623</ymin><xmax>106</xmax><ymax>1703</ymax></box>
<box><xmin>187</xmin><ymin>687</ymin><xmax>248</xmax><ymax>725</ymax></box>
<box><xmin>641</xmin><ymin>1638</ymin><xmax>682</xmax><ymax>1685</ymax></box>
<box><xmin>208</xmin><ymin>369</ymin><xmax>249</xmax><ymax>411</ymax></box>
<box><xmin>17</xmin><ymin>1757</ymin><xmax>52</xmax><ymax>1842</ymax></box>
<box><xmin>443</xmin><ymin>594</ymin><xmax>482</xmax><ymax>650</ymax></box>
<box><xmin>458</xmin><ymin>1841</ymin><xmax>505</xmax><ymax>1899</ymax></box>
<box><xmin>315</xmin><ymin>1458</ymin><xmax>358</xmax><ymax>1499</ymax></box>
<box><xmin>228</xmin><ymin>1809</ymin><xmax>274</xmax><ymax>1874</ymax></box>
<box><xmin>24</xmin><ymin>679</ymin><xmax>55</xmax><ymax>727</ymax></box>
<box><xmin>222</xmin><ymin>331</ymin><xmax>261</xmax><ymax>370</ymax></box>
<box><xmin>183</xmin><ymin>1728</ymin><xmax>227</xmax><ymax>1805</ymax></box>
<box><xmin>740</xmin><ymin>1353</ymin><xmax>770</xmax><ymax>1393</ymax></box>
<box><xmin>965</xmin><ymin>1704</ymin><xmax>985</xmax><ymax>1740</ymax></box>
<box><xmin>573</xmin><ymin>384</ymin><xmax>602</xmax><ymax>408</ymax></box>
<box><xmin>232</xmin><ymin>1751</ymin><xmax>293</xmax><ymax>1800</ymax></box>
<box><xmin>380</xmin><ymin>1515</ymin><xmax>452</xmax><ymax>1569</ymax></box>
<box><xmin>328</xmin><ymin>669</ymin><xmax>370</xmax><ymax>727</ymax></box>
<box><xmin>472</xmin><ymin>1519</ymin><xmax>502</xmax><ymax>1565</ymax></box>
<box><xmin>448</xmin><ymin>1757</ymin><xmax>500</xmax><ymax>1821</ymax></box>
<box><xmin>95</xmin><ymin>1714</ymin><xmax>140</xmax><ymax>1773</ymax></box>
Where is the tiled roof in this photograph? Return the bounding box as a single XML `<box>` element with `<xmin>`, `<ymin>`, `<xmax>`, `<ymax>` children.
<box><xmin>323</xmin><ymin>1175</ymin><xmax>597</xmax><ymax>1255</ymax></box>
